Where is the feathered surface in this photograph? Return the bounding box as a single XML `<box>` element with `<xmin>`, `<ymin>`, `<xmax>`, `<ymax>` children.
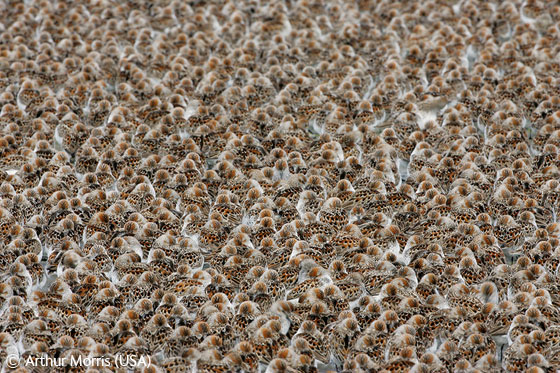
<box><xmin>0</xmin><ymin>0</ymin><xmax>560</xmax><ymax>371</ymax></box>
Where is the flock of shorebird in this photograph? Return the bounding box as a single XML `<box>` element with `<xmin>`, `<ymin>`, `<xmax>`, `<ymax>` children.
<box><xmin>1</xmin><ymin>0</ymin><xmax>560</xmax><ymax>372</ymax></box>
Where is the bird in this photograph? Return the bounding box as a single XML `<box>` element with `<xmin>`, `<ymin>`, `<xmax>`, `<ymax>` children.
<box><xmin>291</xmin><ymin>320</ymin><xmax>329</xmax><ymax>366</ymax></box>
<box><xmin>140</xmin><ymin>314</ymin><xmax>173</xmax><ymax>354</ymax></box>
<box><xmin>318</xmin><ymin>197</ymin><xmax>349</xmax><ymax>231</ymax></box>
<box><xmin>327</xmin><ymin>315</ymin><xmax>361</xmax><ymax>369</ymax></box>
